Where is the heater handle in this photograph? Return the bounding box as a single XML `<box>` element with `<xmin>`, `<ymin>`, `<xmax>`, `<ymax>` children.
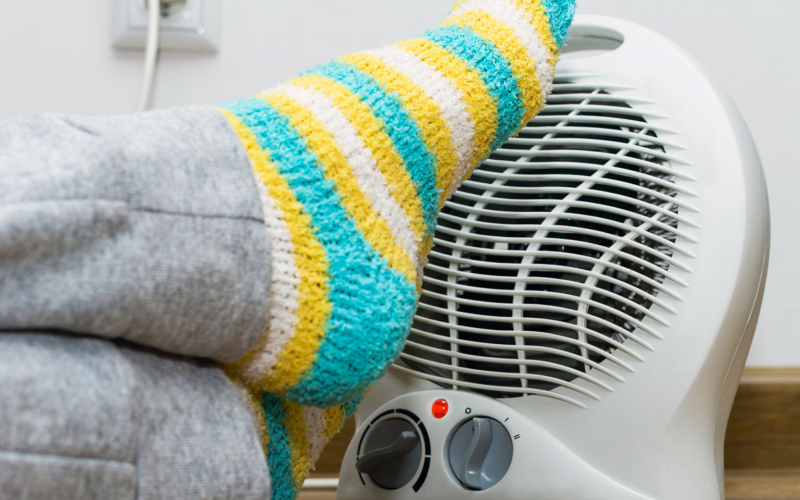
<box><xmin>355</xmin><ymin>430</ymin><xmax>419</xmax><ymax>475</ymax></box>
<box><xmin>460</xmin><ymin>417</ymin><xmax>494</xmax><ymax>490</ymax></box>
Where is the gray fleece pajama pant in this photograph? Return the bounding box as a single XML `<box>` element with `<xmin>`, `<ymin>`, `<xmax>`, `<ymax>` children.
<box><xmin>0</xmin><ymin>108</ymin><xmax>275</xmax><ymax>499</ymax></box>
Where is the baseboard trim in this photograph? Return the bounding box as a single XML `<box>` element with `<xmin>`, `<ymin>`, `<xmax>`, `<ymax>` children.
<box><xmin>725</xmin><ymin>367</ymin><xmax>800</xmax><ymax>471</ymax></box>
<box><xmin>724</xmin><ymin>470</ymin><xmax>800</xmax><ymax>500</ymax></box>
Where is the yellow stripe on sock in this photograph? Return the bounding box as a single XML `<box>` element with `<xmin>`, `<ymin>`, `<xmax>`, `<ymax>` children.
<box><xmin>219</xmin><ymin>109</ymin><xmax>332</xmax><ymax>395</ymax></box>
<box><xmin>288</xmin><ymin>74</ymin><xmax>426</xmax><ymax>242</ymax></box>
<box><xmin>323</xmin><ymin>404</ymin><xmax>347</xmax><ymax>443</ymax></box>
<box><xmin>342</xmin><ymin>52</ymin><xmax>460</xmax><ymax>204</ymax></box>
<box><xmin>449</xmin><ymin>0</ymin><xmax>559</xmax><ymax>66</ymax></box>
<box><xmin>442</xmin><ymin>9</ymin><xmax>544</xmax><ymax>126</ymax></box>
<box><xmin>251</xmin><ymin>391</ymin><xmax>268</xmax><ymax>455</ymax></box>
<box><xmin>283</xmin><ymin>399</ymin><xmax>313</xmax><ymax>490</ymax></box>
<box><xmin>260</xmin><ymin>91</ymin><xmax>417</xmax><ymax>284</ymax></box>
<box><xmin>418</xmin><ymin>236</ymin><xmax>436</xmax><ymax>292</ymax></box>
<box><xmin>396</xmin><ymin>38</ymin><xmax>497</xmax><ymax>169</ymax></box>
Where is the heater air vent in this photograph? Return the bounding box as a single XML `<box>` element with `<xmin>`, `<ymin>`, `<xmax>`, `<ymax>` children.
<box><xmin>395</xmin><ymin>76</ymin><xmax>697</xmax><ymax>407</ymax></box>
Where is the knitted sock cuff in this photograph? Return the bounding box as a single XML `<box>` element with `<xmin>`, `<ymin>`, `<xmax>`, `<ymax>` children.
<box><xmin>221</xmin><ymin>0</ymin><xmax>575</xmax><ymax>407</ymax></box>
<box><xmin>252</xmin><ymin>392</ymin><xmax>363</xmax><ymax>500</ymax></box>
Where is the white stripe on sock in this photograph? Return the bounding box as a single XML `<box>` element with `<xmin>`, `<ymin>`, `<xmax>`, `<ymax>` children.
<box><xmin>277</xmin><ymin>83</ymin><xmax>420</xmax><ymax>264</ymax></box>
<box><xmin>304</xmin><ymin>406</ymin><xmax>328</xmax><ymax>464</ymax></box>
<box><xmin>241</xmin><ymin>180</ymin><xmax>301</xmax><ymax>383</ymax></box>
<box><xmin>367</xmin><ymin>45</ymin><xmax>477</xmax><ymax>198</ymax></box>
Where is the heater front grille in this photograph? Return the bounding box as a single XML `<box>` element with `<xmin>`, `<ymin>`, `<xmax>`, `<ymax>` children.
<box><xmin>395</xmin><ymin>77</ymin><xmax>697</xmax><ymax>407</ymax></box>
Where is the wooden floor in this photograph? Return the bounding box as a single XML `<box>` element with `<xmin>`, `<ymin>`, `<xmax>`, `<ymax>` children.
<box><xmin>298</xmin><ymin>473</ymin><xmax>800</xmax><ymax>499</ymax></box>
<box><xmin>297</xmin><ymin>493</ymin><xmax>336</xmax><ymax>500</ymax></box>
<box><xmin>298</xmin><ymin>472</ymin><xmax>800</xmax><ymax>499</ymax></box>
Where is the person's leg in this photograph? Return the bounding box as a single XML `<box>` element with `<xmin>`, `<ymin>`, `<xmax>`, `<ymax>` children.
<box><xmin>0</xmin><ymin>109</ymin><xmax>271</xmax><ymax>362</ymax></box>
<box><xmin>0</xmin><ymin>332</ymin><xmax>270</xmax><ymax>500</ymax></box>
<box><xmin>218</xmin><ymin>2</ymin><xmax>576</xmax><ymax>499</ymax></box>
<box><xmin>0</xmin><ymin>3</ymin><xmax>576</xmax><ymax>499</ymax></box>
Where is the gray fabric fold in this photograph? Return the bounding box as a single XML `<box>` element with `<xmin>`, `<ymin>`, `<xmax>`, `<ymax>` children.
<box><xmin>0</xmin><ymin>452</ymin><xmax>136</xmax><ymax>500</ymax></box>
<box><xmin>0</xmin><ymin>332</ymin><xmax>271</xmax><ymax>500</ymax></box>
<box><xmin>0</xmin><ymin>107</ymin><xmax>270</xmax><ymax>362</ymax></box>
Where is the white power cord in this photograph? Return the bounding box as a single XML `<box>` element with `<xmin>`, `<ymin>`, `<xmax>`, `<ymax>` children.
<box><xmin>136</xmin><ymin>0</ymin><xmax>161</xmax><ymax>112</ymax></box>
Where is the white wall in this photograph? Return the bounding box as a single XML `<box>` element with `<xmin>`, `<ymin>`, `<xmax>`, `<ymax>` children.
<box><xmin>0</xmin><ymin>0</ymin><xmax>796</xmax><ymax>365</ymax></box>
<box><xmin>0</xmin><ymin>0</ymin><xmax>453</xmax><ymax>116</ymax></box>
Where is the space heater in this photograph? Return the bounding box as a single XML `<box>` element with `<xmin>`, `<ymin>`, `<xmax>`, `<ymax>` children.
<box><xmin>336</xmin><ymin>15</ymin><xmax>770</xmax><ymax>500</ymax></box>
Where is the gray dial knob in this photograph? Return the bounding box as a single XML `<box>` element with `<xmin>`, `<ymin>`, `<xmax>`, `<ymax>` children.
<box><xmin>356</xmin><ymin>418</ymin><xmax>422</xmax><ymax>490</ymax></box>
<box><xmin>449</xmin><ymin>417</ymin><xmax>513</xmax><ymax>490</ymax></box>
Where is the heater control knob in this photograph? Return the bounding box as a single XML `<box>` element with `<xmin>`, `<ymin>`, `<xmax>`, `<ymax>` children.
<box><xmin>449</xmin><ymin>417</ymin><xmax>513</xmax><ymax>490</ymax></box>
<box><xmin>356</xmin><ymin>418</ymin><xmax>422</xmax><ymax>490</ymax></box>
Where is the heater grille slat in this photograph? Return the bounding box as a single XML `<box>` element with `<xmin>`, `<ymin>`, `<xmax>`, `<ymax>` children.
<box><xmin>480</xmin><ymin>159</ymin><xmax>697</xmax><ymax>196</ymax></box>
<box><xmin>410</xmin><ymin>314</ymin><xmax>646</xmax><ymax>361</ymax></box>
<box><xmin>405</xmin><ymin>337</ymin><xmax>631</xmax><ymax>381</ymax></box>
<box><xmin>458</xmin><ymin>180</ymin><xmax>696</xmax><ymax>214</ymax></box>
<box><xmin>408</xmin><ymin>326</ymin><xmax>637</xmax><ymax>371</ymax></box>
<box><xmin>422</xmin><ymin>262</ymin><xmax>679</xmax><ymax>312</ymax></box>
<box><xmin>399</xmin><ymin>350</ymin><xmax>603</xmax><ymax>400</ymax></box>
<box><xmin>504</xmin><ymin>138</ymin><xmax>686</xmax><ymax>164</ymax></box>
<box><xmin>429</xmin><ymin>249</ymin><xmax>683</xmax><ymax>300</ymax></box>
<box><xmin>391</xmin><ymin>364</ymin><xmax>589</xmax><ymax>409</ymax></box>
<box><xmin>515</xmin><ymin>125</ymin><xmax>685</xmax><ymax>146</ymax></box>
<box><xmin>415</xmin><ymin>301</ymin><xmax>656</xmax><ymax>349</ymax></box>
<box><xmin>420</xmin><ymin>288</ymin><xmax>661</xmax><ymax>339</ymax></box>
<box><xmin>436</xmin><ymin>213</ymin><xmax>694</xmax><ymax>257</ymax></box>
<box><xmin>397</xmin><ymin>78</ymin><xmax>696</xmax><ymax>404</ymax></box>
<box><xmin>426</xmin><ymin>247</ymin><xmax>683</xmax><ymax>296</ymax></box>
<box><xmin>434</xmin><ymin>222</ymin><xmax>691</xmax><ymax>272</ymax></box>
<box><xmin>421</xmin><ymin>275</ymin><xmax>670</xmax><ymax>327</ymax></box>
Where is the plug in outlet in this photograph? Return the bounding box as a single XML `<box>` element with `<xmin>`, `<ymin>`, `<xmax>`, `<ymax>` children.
<box><xmin>112</xmin><ymin>0</ymin><xmax>221</xmax><ymax>52</ymax></box>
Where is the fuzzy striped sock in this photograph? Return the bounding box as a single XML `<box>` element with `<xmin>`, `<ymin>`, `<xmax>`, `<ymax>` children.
<box><xmin>221</xmin><ymin>1</ymin><xmax>575</xmax><ymax>498</ymax></box>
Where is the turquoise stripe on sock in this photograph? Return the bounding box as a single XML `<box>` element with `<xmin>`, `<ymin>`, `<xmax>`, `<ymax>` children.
<box><xmin>343</xmin><ymin>393</ymin><xmax>365</xmax><ymax>419</ymax></box>
<box><xmin>425</xmin><ymin>25</ymin><xmax>524</xmax><ymax>151</ymax></box>
<box><xmin>541</xmin><ymin>0</ymin><xmax>575</xmax><ymax>48</ymax></box>
<box><xmin>263</xmin><ymin>394</ymin><xmax>295</xmax><ymax>500</ymax></box>
<box><xmin>304</xmin><ymin>61</ymin><xmax>439</xmax><ymax>235</ymax></box>
<box><xmin>222</xmin><ymin>98</ymin><xmax>418</xmax><ymax>407</ymax></box>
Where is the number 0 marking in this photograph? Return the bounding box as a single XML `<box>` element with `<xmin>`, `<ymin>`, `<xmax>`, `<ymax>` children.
<box><xmin>465</xmin><ymin>407</ymin><xmax>472</xmax><ymax>414</ymax></box>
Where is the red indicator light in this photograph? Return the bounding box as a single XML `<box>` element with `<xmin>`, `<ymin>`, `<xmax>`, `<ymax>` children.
<box><xmin>432</xmin><ymin>398</ymin><xmax>449</xmax><ymax>419</ymax></box>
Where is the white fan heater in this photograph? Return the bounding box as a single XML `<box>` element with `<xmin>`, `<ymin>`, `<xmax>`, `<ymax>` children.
<box><xmin>337</xmin><ymin>15</ymin><xmax>770</xmax><ymax>500</ymax></box>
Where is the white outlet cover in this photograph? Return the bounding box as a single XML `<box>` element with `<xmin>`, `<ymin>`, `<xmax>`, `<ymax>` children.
<box><xmin>112</xmin><ymin>0</ymin><xmax>221</xmax><ymax>52</ymax></box>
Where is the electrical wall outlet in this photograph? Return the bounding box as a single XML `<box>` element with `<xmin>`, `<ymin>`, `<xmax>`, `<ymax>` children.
<box><xmin>112</xmin><ymin>0</ymin><xmax>222</xmax><ymax>52</ymax></box>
